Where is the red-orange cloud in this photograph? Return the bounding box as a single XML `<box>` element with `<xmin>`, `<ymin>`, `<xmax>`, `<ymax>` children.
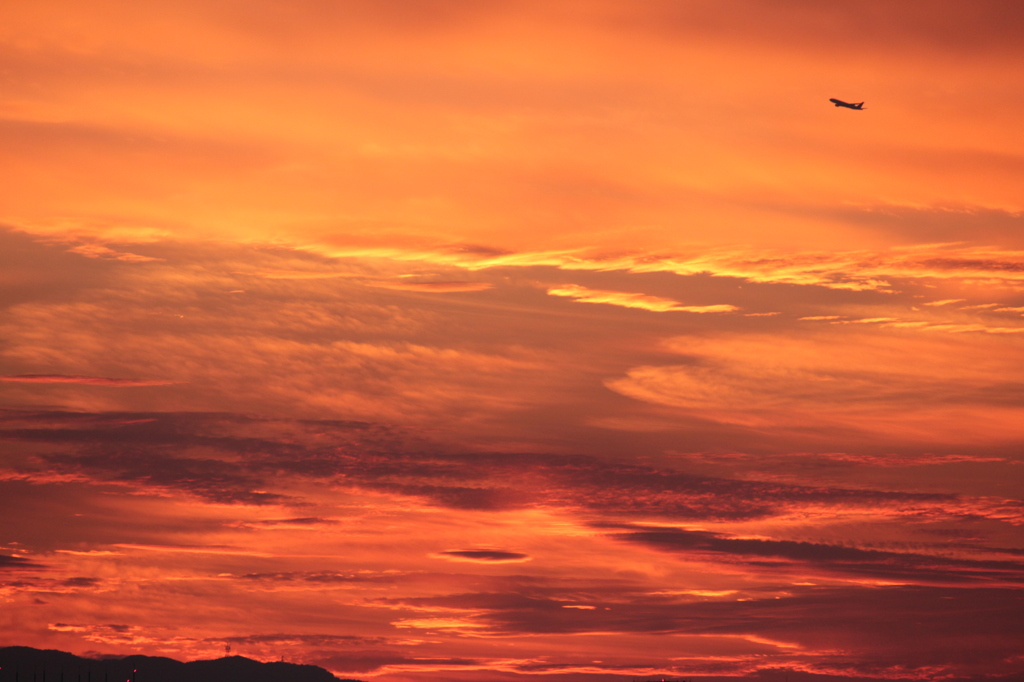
<box><xmin>0</xmin><ymin>375</ymin><xmax>174</xmax><ymax>386</ymax></box>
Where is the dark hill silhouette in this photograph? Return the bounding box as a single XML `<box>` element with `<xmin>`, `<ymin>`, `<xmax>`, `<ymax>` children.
<box><xmin>0</xmin><ymin>647</ymin><xmax>364</xmax><ymax>682</ymax></box>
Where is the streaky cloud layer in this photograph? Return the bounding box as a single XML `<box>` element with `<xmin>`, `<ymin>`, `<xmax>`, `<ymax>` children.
<box><xmin>1</xmin><ymin>375</ymin><xmax>175</xmax><ymax>386</ymax></box>
<box><xmin>1</xmin><ymin>2</ymin><xmax>1023</xmax><ymax>681</ymax></box>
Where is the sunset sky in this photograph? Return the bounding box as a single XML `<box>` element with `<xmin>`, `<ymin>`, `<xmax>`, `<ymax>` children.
<box><xmin>2</xmin><ymin>2</ymin><xmax>1024</xmax><ymax>681</ymax></box>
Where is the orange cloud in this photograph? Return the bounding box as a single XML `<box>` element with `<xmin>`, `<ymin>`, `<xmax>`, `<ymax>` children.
<box><xmin>372</xmin><ymin>281</ymin><xmax>494</xmax><ymax>292</ymax></box>
<box><xmin>432</xmin><ymin>550</ymin><xmax>531</xmax><ymax>563</ymax></box>
<box><xmin>305</xmin><ymin>242</ymin><xmax>1024</xmax><ymax>296</ymax></box>
<box><xmin>65</xmin><ymin>243</ymin><xmax>163</xmax><ymax>262</ymax></box>
<box><xmin>547</xmin><ymin>284</ymin><xmax>738</xmax><ymax>313</ymax></box>
<box><xmin>3</xmin><ymin>2</ymin><xmax>1024</xmax><ymax>680</ymax></box>
<box><xmin>0</xmin><ymin>374</ymin><xmax>174</xmax><ymax>386</ymax></box>
<box><xmin>606</xmin><ymin>332</ymin><xmax>1024</xmax><ymax>444</ymax></box>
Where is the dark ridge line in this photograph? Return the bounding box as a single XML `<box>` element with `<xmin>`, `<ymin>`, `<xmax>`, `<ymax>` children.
<box><xmin>0</xmin><ymin>646</ymin><xmax>365</xmax><ymax>682</ymax></box>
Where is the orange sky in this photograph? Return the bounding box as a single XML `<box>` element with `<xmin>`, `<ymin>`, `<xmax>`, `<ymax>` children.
<box><xmin>2</xmin><ymin>3</ymin><xmax>1023</xmax><ymax>681</ymax></box>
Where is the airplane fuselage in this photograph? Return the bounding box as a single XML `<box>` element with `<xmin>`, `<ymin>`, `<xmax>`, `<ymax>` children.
<box><xmin>829</xmin><ymin>98</ymin><xmax>864</xmax><ymax>110</ymax></box>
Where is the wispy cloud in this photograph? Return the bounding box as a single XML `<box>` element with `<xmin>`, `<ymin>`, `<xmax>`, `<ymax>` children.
<box><xmin>432</xmin><ymin>550</ymin><xmax>531</xmax><ymax>563</ymax></box>
<box><xmin>609</xmin><ymin>525</ymin><xmax>1024</xmax><ymax>585</ymax></box>
<box><xmin>372</xmin><ymin>281</ymin><xmax>494</xmax><ymax>292</ymax></box>
<box><xmin>0</xmin><ymin>553</ymin><xmax>45</xmax><ymax>570</ymax></box>
<box><xmin>547</xmin><ymin>284</ymin><xmax>738</xmax><ymax>313</ymax></box>
<box><xmin>606</xmin><ymin>333</ymin><xmax>1024</xmax><ymax>443</ymax></box>
<box><xmin>113</xmin><ymin>544</ymin><xmax>277</xmax><ymax>557</ymax></box>
<box><xmin>66</xmin><ymin>243</ymin><xmax>163</xmax><ymax>262</ymax></box>
<box><xmin>0</xmin><ymin>375</ymin><xmax>175</xmax><ymax>386</ymax></box>
<box><xmin>5</xmin><ymin>410</ymin><xmax>1013</xmax><ymax>528</ymax></box>
<box><xmin>319</xmin><ymin>243</ymin><xmax>1024</xmax><ymax>293</ymax></box>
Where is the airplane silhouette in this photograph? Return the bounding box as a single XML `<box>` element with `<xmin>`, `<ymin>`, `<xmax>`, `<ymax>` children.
<box><xmin>830</xmin><ymin>98</ymin><xmax>864</xmax><ymax>110</ymax></box>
